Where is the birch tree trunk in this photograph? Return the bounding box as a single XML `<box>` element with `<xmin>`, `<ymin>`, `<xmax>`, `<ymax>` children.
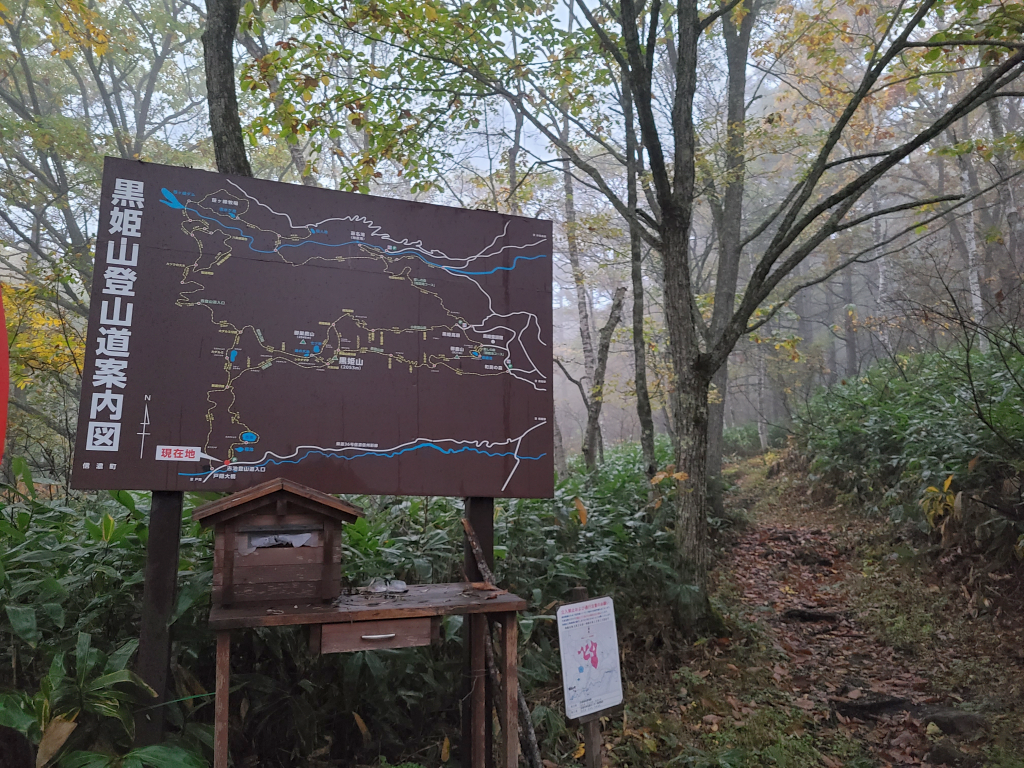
<box><xmin>944</xmin><ymin>127</ymin><xmax>988</xmax><ymax>351</ymax></box>
<box><xmin>984</xmin><ymin>99</ymin><xmax>1020</xmax><ymax>307</ymax></box>
<box><xmin>956</xmin><ymin>159</ymin><xmax>988</xmax><ymax>352</ymax></box>
<box><xmin>872</xmin><ymin>190</ymin><xmax>890</xmax><ymax>352</ymax></box>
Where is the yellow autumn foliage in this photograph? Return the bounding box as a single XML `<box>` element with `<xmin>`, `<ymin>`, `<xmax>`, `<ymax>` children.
<box><xmin>3</xmin><ymin>282</ymin><xmax>85</xmax><ymax>389</ymax></box>
<box><xmin>48</xmin><ymin>0</ymin><xmax>111</xmax><ymax>58</ymax></box>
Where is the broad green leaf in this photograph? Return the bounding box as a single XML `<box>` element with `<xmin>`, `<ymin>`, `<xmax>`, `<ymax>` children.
<box><xmin>0</xmin><ymin>693</ymin><xmax>36</xmax><ymax>733</ymax></box>
<box><xmin>84</xmin><ymin>517</ymin><xmax>103</xmax><ymax>541</ymax></box>
<box><xmin>108</xmin><ymin>489</ymin><xmax>137</xmax><ymax>515</ymax></box>
<box><xmin>129</xmin><ymin>744</ymin><xmax>208</xmax><ymax>768</ymax></box>
<box><xmin>11</xmin><ymin>549</ymin><xmax>64</xmax><ymax>563</ymax></box>
<box><xmin>47</xmin><ymin>652</ymin><xmax>66</xmax><ymax>693</ymax></box>
<box><xmin>5</xmin><ymin>604</ymin><xmax>40</xmax><ymax>648</ymax></box>
<box><xmin>86</xmin><ymin>670</ymin><xmax>156</xmax><ymax>699</ymax></box>
<box><xmin>101</xmin><ymin>513</ymin><xmax>115</xmax><ymax>543</ymax></box>
<box><xmin>42</xmin><ymin>602</ymin><xmax>65</xmax><ymax>629</ymax></box>
<box><xmin>11</xmin><ymin>456</ymin><xmax>34</xmax><ymax>498</ymax></box>
<box><xmin>59</xmin><ymin>752</ymin><xmax>113</xmax><ymax>768</ymax></box>
<box><xmin>170</xmin><ymin>577</ymin><xmax>210</xmax><ymax>626</ymax></box>
<box><xmin>75</xmin><ymin>633</ymin><xmax>94</xmax><ymax>687</ymax></box>
<box><xmin>106</xmin><ymin>639</ymin><xmax>139</xmax><ymax>672</ymax></box>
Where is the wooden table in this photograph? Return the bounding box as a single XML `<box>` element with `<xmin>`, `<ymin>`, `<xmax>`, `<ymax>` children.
<box><xmin>209</xmin><ymin>582</ymin><xmax>526</xmax><ymax>768</ymax></box>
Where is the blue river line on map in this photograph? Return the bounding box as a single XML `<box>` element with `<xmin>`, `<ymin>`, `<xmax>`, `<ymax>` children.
<box><xmin>160</xmin><ymin>188</ymin><xmax>548</xmax><ymax>275</ymax></box>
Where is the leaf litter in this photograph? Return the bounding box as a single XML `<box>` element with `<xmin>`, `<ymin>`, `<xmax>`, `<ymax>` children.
<box><xmin>581</xmin><ymin>457</ymin><xmax>1024</xmax><ymax>767</ymax></box>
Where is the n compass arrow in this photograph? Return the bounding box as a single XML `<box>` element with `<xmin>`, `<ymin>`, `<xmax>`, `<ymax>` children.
<box><xmin>138</xmin><ymin>403</ymin><xmax>150</xmax><ymax>459</ymax></box>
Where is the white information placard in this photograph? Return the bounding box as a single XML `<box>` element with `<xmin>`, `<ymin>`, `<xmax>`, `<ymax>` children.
<box><xmin>556</xmin><ymin>596</ymin><xmax>623</xmax><ymax>720</ymax></box>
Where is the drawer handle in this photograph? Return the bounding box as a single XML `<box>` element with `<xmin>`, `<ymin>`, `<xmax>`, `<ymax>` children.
<box><xmin>361</xmin><ymin>633</ymin><xmax>397</xmax><ymax>641</ymax></box>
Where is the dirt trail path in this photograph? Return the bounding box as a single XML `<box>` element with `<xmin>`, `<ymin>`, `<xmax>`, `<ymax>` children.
<box><xmin>716</xmin><ymin>461</ymin><xmax>1024</xmax><ymax>768</ymax></box>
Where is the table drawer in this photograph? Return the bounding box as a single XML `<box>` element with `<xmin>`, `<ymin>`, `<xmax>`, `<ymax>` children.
<box><xmin>320</xmin><ymin>618</ymin><xmax>438</xmax><ymax>653</ymax></box>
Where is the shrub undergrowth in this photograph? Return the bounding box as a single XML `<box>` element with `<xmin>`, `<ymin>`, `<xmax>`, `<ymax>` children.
<box><xmin>1</xmin><ymin>438</ymin><xmax>699</xmax><ymax>767</ymax></box>
<box><xmin>793</xmin><ymin>343</ymin><xmax>1024</xmax><ymax>560</ymax></box>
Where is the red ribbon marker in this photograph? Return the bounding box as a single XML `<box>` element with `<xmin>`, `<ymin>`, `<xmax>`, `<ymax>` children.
<box><xmin>0</xmin><ymin>288</ymin><xmax>8</xmax><ymax>464</ymax></box>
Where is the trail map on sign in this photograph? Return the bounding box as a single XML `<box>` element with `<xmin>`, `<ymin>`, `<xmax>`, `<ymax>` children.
<box><xmin>557</xmin><ymin>597</ymin><xmax>623</xmax><ymax>720</ymax></box>
<box><xmin>71</xmin><ymin>158</ymin><xmax>553</xmax><ymax>497</ymax></box>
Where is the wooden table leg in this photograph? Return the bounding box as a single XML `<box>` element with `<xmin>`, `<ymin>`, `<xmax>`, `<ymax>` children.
<box><xmin>465</xmin><ymin>613</ymin><xmax>488</xmax><ymax>768</ymax></box>
<box><xmin>215</xmin><ymin>630</ymin><xmax>230</xmax><ymax>768</ymax></box>
<box><xmin>501</xmin><ymin>613</ymin><xmax>519</xmax><ymax>768</ymax></box>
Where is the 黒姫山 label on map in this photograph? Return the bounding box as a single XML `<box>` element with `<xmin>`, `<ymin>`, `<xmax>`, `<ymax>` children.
<box><xmin>557</xmin><ymin>596</ymin><xmax>623</xmax><ymax>720</ymax></box>
<box><xmin>72</xmin><ymin>157</ymin><xmax>553</xmax><ymax>497</ymax></box>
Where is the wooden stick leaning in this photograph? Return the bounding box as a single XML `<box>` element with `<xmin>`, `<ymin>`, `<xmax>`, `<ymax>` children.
<box><xmin>461</xmin><ymin>518</ymin><xmax>543</xmax><ymax>768</ymax></box>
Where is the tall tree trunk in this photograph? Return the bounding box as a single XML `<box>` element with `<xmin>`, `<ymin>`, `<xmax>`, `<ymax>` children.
<box><xmin>984</xmin><ymin>99</ymin><xmax>1020</xmax><ymax>309</ymax></box>
<box><xmin>671</xmin><ymin>352</ymin><xmax>717</xmax><ymax>631</ymax></box>
<box><xmin>842</xmin><ymin>269</ymin><xmax>858</xmax><ymax>378</ymax></box>
<box><xmin>756</xmin><ymin>345</ymin><xmax>769</xmax><ymax>451</ymax></box>
<box><xmin>620</xmin><ymin>0</ymin><xmax>718</xmax><ymax>631</ymax></box>
<box><xmin>553</xmin><ymin>412</ymin><xmax>568</xmax><ymax>479</ymax></box>
<box><xmin>582</xmin><ymin>288</ymin><xmax>627</xmax><ymax>470</ymax></box>
<box><xmin>705</xmin><ymin>0</ymin><xmax>759</xmax><ymax>501</ymax></box>
<box><xmin>240</xmin><ymin>33</ymin><xmax>316</xmax><ymax>185</ymax></box>
<box><xmin>620</xmin><ymin>63</ymin><xmax>657</xmax><ymax>478</ymax></box>
<box><xmin>506</xmin><ymin>27</ymin><xmax>526</xmax><ymax>214</ymax></box>
<box><xmin>507</xmin><ymin>108</ymin><xmax>523</xmax><ymax>214</ymax></box>
<box><xmin>629</xmin><ymin>238</ymin><xmax>656</xmax><ymax>476</ymax></box>
<box><xmin>203</xmin><ymin>0</ymin><xmax>252</xmax><ymax>178</ymax></box>
<box><xmin>650</xmin><ymin>4</ymin><xmax>719</xmax><ymax>632</ymax></box>
<box><xmin>663</xmin><ymin>226</ymin><xmax>716</xmax><ymax>628</ymax></box>
<box><xmin>825</xmin><ymin>287</ymin><xmax>839</xmax><ymax>387</ymax></box>
<box><xmin>795</xmin><ymin>261</ymin><xmax>814</xmax><ymax>346</ymax></box>
<box><xmin>945</xmin><ymin>127</ymin><xmax>988</xmax><ymax>351</ymax></box>
<box><xmin>872</xmin><ymin>190</ymin><xmax>890</xmax><ymax>352</ymax></box>
<box><xmin>959</xmin><ymin>162</ymin><xmax>988</xmax><ymax>352</ymax></box>
<box><xmin>560</xmin><ymin>118</ymin><xmax>598</xmax><ymax>394</ymax></box>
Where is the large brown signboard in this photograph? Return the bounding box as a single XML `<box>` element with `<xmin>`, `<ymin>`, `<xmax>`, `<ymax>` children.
<box><xmin>71</xmin><ymin>158</ymin><xmax>553</xmax><ymax>497</ymax></box>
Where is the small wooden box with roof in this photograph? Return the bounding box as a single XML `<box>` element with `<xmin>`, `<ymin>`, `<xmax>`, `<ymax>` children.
<box><xmin>192</xmin><ymin>477</ymin><xmax>362</xmax><ymax>608</ymax></box>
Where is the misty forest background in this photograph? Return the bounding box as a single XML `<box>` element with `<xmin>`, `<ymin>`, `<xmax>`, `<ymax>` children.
<box><xmin>1</xmin><ymin>0</ymin><xmax>1024</xmax><ymax>766</ymax></box>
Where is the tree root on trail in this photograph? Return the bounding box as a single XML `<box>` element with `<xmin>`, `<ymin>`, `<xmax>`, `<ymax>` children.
<box><xmin>830</xmin><ymin>695</ymin><xmax>910</xmax><ymax>719</ymax></box>
<box><xmin>782</xmin><ymin>607</ymin><xmax>841</xmax><ymax>622</ymax></box>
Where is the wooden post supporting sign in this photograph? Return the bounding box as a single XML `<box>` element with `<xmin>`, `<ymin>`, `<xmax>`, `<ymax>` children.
<box><xmin>463</xmin><ymin>496</ymin><xmax>494</xmax><ymax>768</ymax></box>
<box><xmin>134</xmin><ymin>491</ymin><xmax>184</xmax><ymax>746</ymax></box>
<box><xmin>463</xmin><ymin>516</ymin><xmax>525</xmax><ymax>768</ymax></box>
<box><xmin>570</xmin><ymin>585</ymin><xmax>604</xmax><ymax>768</ymax></box>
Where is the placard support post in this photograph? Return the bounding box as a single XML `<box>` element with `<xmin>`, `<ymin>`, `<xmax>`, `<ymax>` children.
<box><xmin>464</xmin><ymin>496</ymin><xmax>494</xmax><ymax>768</ymax></box>
<box><xmin>134</xmin><ymin>490</ymin><xmax>183</xmax><ymax>746</ymax></box>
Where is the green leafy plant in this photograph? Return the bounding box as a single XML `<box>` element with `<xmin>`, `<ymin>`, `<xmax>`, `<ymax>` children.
<box><xmin>60</xmin><ymin>745</ymin><xmax>207</xmax><ymax>768</ymax></box>
<box><xmin>794</xmin><ymin>343</ymin><xmax>1024</xmax><ymax>559</ymax></box>
<box><xmin>1</xmin><ymin>438</ymin><xmax>702</xmax><ymax>765</ymax></box>
<box><xmin>919</xmin><ymin>474</ymin><xmax>956</xmax><ymax>529</ymax></box>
